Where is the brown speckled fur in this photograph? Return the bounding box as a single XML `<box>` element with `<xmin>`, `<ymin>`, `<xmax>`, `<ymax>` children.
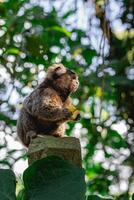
<box><xmin>17</xmin><ymin>64</ymin><xmax>79</xmax><ymax>147</ymax></box>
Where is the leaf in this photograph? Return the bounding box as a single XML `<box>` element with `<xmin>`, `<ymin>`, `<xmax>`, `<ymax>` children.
<box><xmin>17</xmin><ymin>189</ymin><xmax>26</xmax><ymax>200</ymax></box>
<box><xmin>47</xmin><ymin>26</ymin><xmax>71</xmax><ymax>37</ymax></box>
<box><xmin>0</xmin><ymin>169</ymin><xmax>16</xmax><ymax>200</ymax></box>
<box><xmin>87</xmin><ymin>194</ymin><xmax>113</xmax><ymax>200</ymax></box>
<box><xmin>23</xmin><ymin>156</ymin><xmax>86</xmax><ymax>200</ymax></box>
<box><xmin>6</xmin><ymin>48</ymin><xmax>20</xmax><ymax>55</ymax></box>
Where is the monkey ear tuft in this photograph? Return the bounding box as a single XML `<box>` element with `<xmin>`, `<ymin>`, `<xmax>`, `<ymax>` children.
<box><xmin>55</xmin><ymin>65</ymin><xmax>66</xmax><ymax>76</ymax></box>
<box><xmin>55</xmin><ymin>66</ymin><xmax>61</xmax><ymax>71</ymax></box>
<box><xmin>46</xmin><ymin>63</ymin><xmax>66</xmax><ymax>79</ymax></box>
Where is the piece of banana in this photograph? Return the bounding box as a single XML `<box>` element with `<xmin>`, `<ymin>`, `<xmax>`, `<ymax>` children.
<box><xmin>71</xmin><ymin>110</ymin><xmax>80</xmax><ymax>121</ymax></box>
<box><xmin>67</xmin><ymin>104</ymin><xmax>77</xmax><ymax>113</ymax></box>
<box><xmin>67</xmin><ymin>104</ymin><xmax>80</xmax><ymax>121</ymax></box>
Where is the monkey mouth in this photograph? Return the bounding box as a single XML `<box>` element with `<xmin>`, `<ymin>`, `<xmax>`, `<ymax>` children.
<box><xmin>70</xmin><ymin>80</ymin><xmax>79</xmax><ymax>92</ymax></box>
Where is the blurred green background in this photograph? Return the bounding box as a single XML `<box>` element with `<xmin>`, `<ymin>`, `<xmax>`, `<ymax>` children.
<box><xmin>0</xmin><ymin>0</ymin><xmax>134</xmax><ymax>198</ymax></box>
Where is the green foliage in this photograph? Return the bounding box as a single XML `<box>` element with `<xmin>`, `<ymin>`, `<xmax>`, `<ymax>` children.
<box><xmin>0</xmin><ymin>0</ymin><xmax>134</xmax><ymax>198</ymax></box>
<box><xmin>87</xmin><ymin>195</ymin><xmax>113</xmax><ymax>200</ymax></box>
<box><xmin>17</xmin><ymin>189</ymin><xmax>25</xmax><ymax>200</ymax></box>
<box><xmin>105</xmin><ymin>129</ymin><xmax>127</xmax><ymax>149</ymax></box>
<box><xmin>0</xmin><ymin>157</ymin><xmax>133</xmax><ymax>199</ymax></box>
<box><xmin>23</xmin><ymin>156</ymin><xmax>86</xmax><ymax>200</ymax></box>
<box><xmin>0</xmin><ymin>156</ymin><xmax>86</xmax><ymax>200</ymax></box>
<box><xmin>0</xmin><ymin>169</ymin><xmax>16</xmax><ymax>200</ymax></box>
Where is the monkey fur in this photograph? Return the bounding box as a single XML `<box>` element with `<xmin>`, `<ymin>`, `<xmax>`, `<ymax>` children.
<box><xmin>17</xmin><ymin>64</ymin><xmax>80</xmax><ymax>147</ymax></box>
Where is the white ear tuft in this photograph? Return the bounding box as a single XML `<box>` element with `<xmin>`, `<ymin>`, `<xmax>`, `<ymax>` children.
<box><xmin>46</xmin><ymin>63</ymin><xmax>66</xmax><ymax>79</ymax></box>
<box><xmin>55</xmin><ymin>66</ymin><xmax>66</xmax><ymax>76</ymax></box>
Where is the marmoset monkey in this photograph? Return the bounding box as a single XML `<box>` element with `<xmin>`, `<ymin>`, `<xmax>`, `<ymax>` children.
<box><xmin>17</xmin><ymin>63</ymin><xmax>80</xmax><ymax>147</ymax></box>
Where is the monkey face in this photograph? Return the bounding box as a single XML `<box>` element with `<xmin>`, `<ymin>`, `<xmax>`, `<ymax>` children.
<box><xmin>66</xmin><ymin>69</ymin><xmax>79</xmax><ymax>92</ymax></box>
<box><xmin>47</xmin><ymin>64</ymin><xmax>79</xmax><ymax>93</ymax></box>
